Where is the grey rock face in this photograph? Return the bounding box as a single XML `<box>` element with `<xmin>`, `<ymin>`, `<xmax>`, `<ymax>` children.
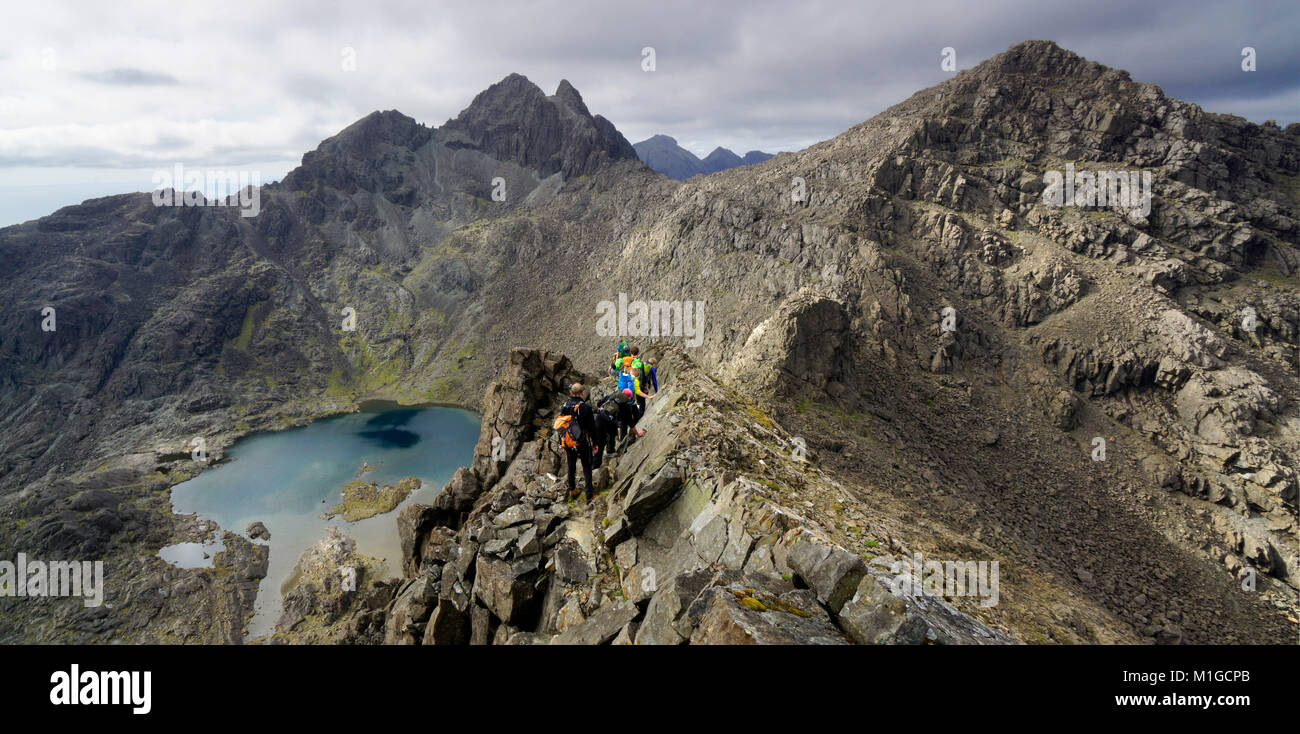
<box><xmin>689</xmin><ymin>586</ymin><xmax>848</xmax><ymax>645</ymax></box>
<box><xmin>441</xmin><ymin>74</ymin><xmax>638</xmax><ymax>179</ymax></box>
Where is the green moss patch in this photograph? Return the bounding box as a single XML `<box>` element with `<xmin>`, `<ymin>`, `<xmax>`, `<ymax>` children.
<box><xmin>325</xmin><ymin>476</ymin><xmax>421</xmax><ymax>522</ymax></box>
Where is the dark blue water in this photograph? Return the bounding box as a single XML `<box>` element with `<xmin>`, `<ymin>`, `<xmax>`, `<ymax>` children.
<box><xmin>164</xmin><ymin>404</ymin><xmax>480</xmax><ymax>640</ymax></box>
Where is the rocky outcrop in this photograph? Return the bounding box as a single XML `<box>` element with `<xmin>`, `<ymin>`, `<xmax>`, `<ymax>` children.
<box><xmin>724</xmin><ymin>289</ymin><xmax>854</xmax><ymax>400</ymax></box>
<box><xmin>246</xmin><ymin>521</ymin><xmax>271</xmax><ymax>541</ymax></box>
<box><xmin>372</xmin><ymin>348</ymin><xmax>1011</xmax><ymax>645</ymax></box>
<box><xmin>269</xmin><ymin>528</ymin><xmax>392</xmax><ymax>644</ymax></box>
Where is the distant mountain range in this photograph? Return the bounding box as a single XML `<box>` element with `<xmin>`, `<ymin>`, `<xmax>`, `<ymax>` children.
<box><xmin>633</xmin><ymin>134</ymin><xmax>774</xmax><ymax>179</ymax></box>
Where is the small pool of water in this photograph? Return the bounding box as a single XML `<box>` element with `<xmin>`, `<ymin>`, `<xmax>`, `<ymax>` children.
<box><xmin>158</xmin><ymin>537</ymin><xmax>226</xmax><ymax>568</ymax></box>
<box><xmin>166</xmin><ymin>403</ymin><xmax>480</xmax><ymax>641</ymax></box>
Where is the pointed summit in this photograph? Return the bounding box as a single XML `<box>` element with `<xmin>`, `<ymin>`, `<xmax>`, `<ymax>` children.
<box><xmin>308</xmin><ymin>110</ymin><xmax>431</xmax><ymax>158</ymax></box>
<box><xmin>552</xmin><ymin>79</ymin><xmax>590</xmax><ymax>117</ymax></box>
<box><xmin>701</xmin><ymin>147</ymin><xmax>743</xmax><ymax>174</ymax></box>
<box><xmin>439</xmin><ymin>73</ymin><xmax>637</xmax><ymax>178</ymax></box>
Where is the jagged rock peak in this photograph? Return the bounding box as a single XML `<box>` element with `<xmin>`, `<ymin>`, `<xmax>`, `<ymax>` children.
<box><xmin>552</xmin><ymin>79</ymin><xmax>591</xmax><ymax>116</ymax></box>
<box><xmin>439</xmin><ymin>73</ymin><xmax>638</xmax><ymax>178</ymax></box>
<box><xmin>970</xmin><ymin>39</ymin><xmax>1128</xmax><ymax>82</ymax></box>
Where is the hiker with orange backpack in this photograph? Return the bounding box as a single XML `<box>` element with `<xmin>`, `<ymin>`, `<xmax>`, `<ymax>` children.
<box><xmin>554</xmin><ymin>382</ymin><xmax>599</xmax><ymax>500</ymax></box>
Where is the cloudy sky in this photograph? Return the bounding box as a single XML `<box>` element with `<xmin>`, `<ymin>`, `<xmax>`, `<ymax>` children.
<box><xmin>1</xmin><ymin>0</ymin><xmax>1296</xmax><ymax>225</ymax></box>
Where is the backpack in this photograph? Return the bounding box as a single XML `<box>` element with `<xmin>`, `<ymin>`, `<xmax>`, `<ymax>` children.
<box><xmin>610</xmin><ymin>343</ymin><xmax>630</xmax><ymax>372</ymax></box>
<box><xmin>552</xmin><ymin>400</ymin><xmax>584</xmax><ymax>449</ymax></box>
<box><xmin>599</xmin><ymin>396</ymin><xmax>621</xmax><ymax>416</ymax></box>
<box><xmin>617</xmin><ymin>371</ymin><xmax>635</xmax><ymax>394</ymax></box>
<box><xmin>621</xmin><ymin>356</ymin><xmax>634</xmax><ymax>370</ymax></box>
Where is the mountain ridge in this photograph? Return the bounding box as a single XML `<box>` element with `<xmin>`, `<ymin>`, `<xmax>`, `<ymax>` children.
<box><xmin>634</xmin><ymin>134</ymin><xmax>774</xmax><ymax>179</ymax></box>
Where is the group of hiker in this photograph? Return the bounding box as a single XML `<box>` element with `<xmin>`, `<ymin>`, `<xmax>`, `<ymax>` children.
<box><xmin>553</xmin><ymin>341</ymin><xmax>660</xmax><ymax>501</ymax></box>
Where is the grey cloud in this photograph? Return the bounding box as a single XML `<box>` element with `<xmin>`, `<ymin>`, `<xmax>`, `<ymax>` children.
<box><xmin>5</xmin><ymin>0</ymin><xmax>1299</xmax><ymax>183</ymax></box>
<box><xmin>78</xmin><ymin>68</ymin><xmax>180</xmax><ymax>86</ymax></box>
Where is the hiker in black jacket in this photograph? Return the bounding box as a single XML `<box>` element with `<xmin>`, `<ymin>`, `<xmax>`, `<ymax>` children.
<box><xmin>596</xmin><ymin>391</ymin><xmax>625</xmax><ymax>441</ymax></box>
<box><xmin>558</xmin><ymin>383</ymin><xmax>599</xmax><ymax>500</ymax></box>
<box><xmin>592</xmin><ymin>401</ymin><xmax>618</xmax><ymax>470</ymax></box>
<box><xmin>600</xmin><ymin>388</ymin><xmax>644</xmax><ymax>445</ymax></box>
<box><xmin>594</xmin><ymin>391</ymin><xmax>630</xmax><ymax>466</ymax></box>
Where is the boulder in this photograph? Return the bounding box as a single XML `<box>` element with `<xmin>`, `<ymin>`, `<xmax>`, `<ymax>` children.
<box><xmin>473</xmin><ymin>554</ymin><xmax>542</xmax><ymax>626</ymax></box>
<box><xmin>554</xmin><ymin>540</ymin><xmax>591</xmax><ymax>585</ymax></box>
<box><xmin>836</xmin><ymin>574</ymin><xmax>930</xmax><ymax>644</ymax></box>
<box><xmin>787</xmin><ymin>535</ymin><xmax>867</xmax><ymax>614</ymax></box>
<box><xmin>397</xmin><ymin>503</ymin><xmax>439</xmax><ymax>576</ymax></box>
<box><xmin>689</xmin><ymin>586</ymin><xmax>849</xmax><ymax>645</ymax></box>
<box><xmin>635</xmin><ymin>568</ymin><xmax>715</xmax><ymax>645</ymax></box>
<box><xmin>619</xmin><ymin>463</ymin><xmax>684</xmax><ymax>534</ymax></box>
<box><xmin>384</xmin><ymin>571</ymin><xmax>439</xmax><ymax>645</ymax></box>
<box><xmin>246</xmin><ymin>521</ymin><xmax>271</xmax><ymax>541</ymax></box>
<box><xmin>431</xmin><ymin>466</ymin><xmax>482</xmax><ymax>526</ymax></box>
<box><xmin>552</xmin><ymin>603</ymin><xmax>639</xmax><ymax>645</ymax></box>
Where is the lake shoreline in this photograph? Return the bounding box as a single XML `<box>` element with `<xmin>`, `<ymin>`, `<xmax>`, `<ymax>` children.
<box><xmin>163</xmin><ymin>402</ymin><xmax>481</xmax><ymax>641</ymax></box>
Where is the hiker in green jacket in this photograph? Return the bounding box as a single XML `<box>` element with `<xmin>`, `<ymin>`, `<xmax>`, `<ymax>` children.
<box><xmin>608</xmin><ymin>340</ymin><xmax>630</xmax><ymax>376</ymax></box>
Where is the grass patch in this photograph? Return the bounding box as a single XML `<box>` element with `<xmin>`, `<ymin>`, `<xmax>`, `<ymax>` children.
<box><xmin>231</xmin><ymin>301</ymin><xmax>269</xmax><ymax>352</ymax></box>
<box><xmin>1249</xmin><ymin>258</ymin><xmax>1298</xmax><ymax>290</ymax></box>
<box><xmin>325</xmin><ymin>477</ymin><xmax>420</xmax><ymax>522</ymax></box>
<box><xmin>744</xmin><ymin>404</ymin><xmax>774</xmax><ymax>429</ymax></box>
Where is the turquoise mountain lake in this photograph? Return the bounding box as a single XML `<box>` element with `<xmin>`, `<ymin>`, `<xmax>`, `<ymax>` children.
<box><xmin>164</xmin><ymin>403</ymin><xmax>480</xmax><ymax>640</ymax></box>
